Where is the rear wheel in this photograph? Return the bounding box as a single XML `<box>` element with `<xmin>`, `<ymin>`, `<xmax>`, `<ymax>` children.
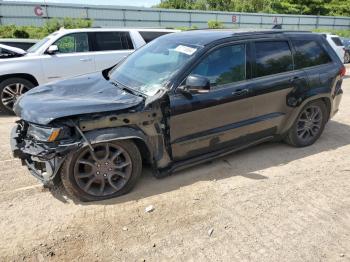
<box><xmin>0</xmin><ymin>77</ymin><xmax>34</xmax><ymax>114</ymax></box>
<box><xmin>61</xmin><ymin>140</ymin><xmax>142</xmax><ymax>202</ymax></box>
<box><xmin>285</xmin><ymin>100</ymin><xmax>327</xmax><ymax>147</ymax></box>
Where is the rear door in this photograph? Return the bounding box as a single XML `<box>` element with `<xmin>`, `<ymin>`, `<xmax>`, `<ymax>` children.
<box><xmin>248</xmin><ymin>39</ymin><xmax>308</xmax><ymax>134</ymax></box>
<box><xmin>91</xmin><ymin>31</ymin><xmax>135</xmax><ymax>71</ymax></box>
<box><xmin>291</xmin><ymin>36</ymin><xmax>341</xmax><ymax>116</ymax></box>
<box><xmin>169</xmin><ymin>42</ymin><xmax>256</xmax><ymax>160</ymax></box>
<box><xmin>41</xmin><ymin>32</ymin><xmax>95</xmax><ymax>81</ymax></box>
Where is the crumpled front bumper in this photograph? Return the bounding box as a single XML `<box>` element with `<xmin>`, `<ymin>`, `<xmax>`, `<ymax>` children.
<box><xmin>10</xmin><ymin>125</ymin><xmax>80</xmax><ymax>185</ymax></box>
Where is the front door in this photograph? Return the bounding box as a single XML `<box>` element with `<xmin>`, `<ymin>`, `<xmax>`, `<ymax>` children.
<box><xmin>42</xmin><ymin>33</ymin><xmax>95</xmax><ymax>82</ymax></box>
<box><xmin>169</xmin><ymin>43</ymin><xmax>257</xmax><ymax>161</ymax></box>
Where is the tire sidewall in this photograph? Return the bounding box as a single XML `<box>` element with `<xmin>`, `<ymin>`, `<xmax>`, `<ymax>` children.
<box><xmin>61</xmin><ymin>140</ymin><xmax>142</xmax><ymax>202</ymax></box>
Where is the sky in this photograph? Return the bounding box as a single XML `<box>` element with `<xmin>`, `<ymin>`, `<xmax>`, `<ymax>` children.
<box><xmin>4</xmin><ymin>0</ymin><xmax>161</xmax><ymax>7</ymax></box>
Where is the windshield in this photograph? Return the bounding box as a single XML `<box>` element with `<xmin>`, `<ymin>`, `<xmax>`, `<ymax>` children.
<box><xmin>27</xmin><ymin>33</ymin><xmax>58</xmax><ymax>53</ymax></box>
<box><xmin>109</xmin><ymin>37</ymin><xmax>201</xmax><ymax>96</ymax></box>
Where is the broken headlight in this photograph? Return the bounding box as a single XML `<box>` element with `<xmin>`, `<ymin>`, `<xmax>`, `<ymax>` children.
<box><xmin>27</xmin><ymin>124</ymin><xmax>69</xmax><ymax>142</ymax></box>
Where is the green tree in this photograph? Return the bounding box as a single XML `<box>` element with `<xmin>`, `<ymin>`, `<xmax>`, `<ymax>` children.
<box><xmin>326</xmin><ymin>0</ymin><xmax>350</xmax><ymax>16</ymax></box>
<box><xmin>156</xmin><ymin>0</ymin><xmax>349</xmax><ymax>16</ymax></box>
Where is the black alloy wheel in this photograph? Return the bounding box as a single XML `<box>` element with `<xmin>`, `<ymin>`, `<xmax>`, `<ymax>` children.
<box><xmin>74</xmin><ymin>143</ymin><xmax>133</xmax><ymax>197</ymax></box>
<box><xmin>285</xmin><ymin>100</ymin><xmax>327</xmax><ymax>147</ymax></box>
<box><xmin>296</xmin><ymin>105</ymin><xmax>323</xmax><ymax>144</ymax></box>
<box><xmin>61</xmin><ymin>140</ymin><xmax>142</xmax><ymax>201</ymax></box>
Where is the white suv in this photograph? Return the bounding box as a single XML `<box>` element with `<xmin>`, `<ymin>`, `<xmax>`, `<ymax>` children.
<box><xmin>322</xmin><ymin>34</ymin><xmax>345</xmax><ymax>63</ymax></box>
<box><xmin>0</xmin><ymin>28</ymin><xmax>178</xmax><ymax>113</ymax></box>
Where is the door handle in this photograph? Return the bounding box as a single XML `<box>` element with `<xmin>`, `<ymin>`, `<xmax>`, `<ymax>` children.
<box><xmin>232</xmin><ymin>89</ymin><xmax>249</xmax><ymax>96</ymax></box>
<box><xmin>80</xmin><ymin>58</ymin><xmax>92</xmax><ymax>62</ymax></box>
<box><xmin>289</xmin><ymin>76</ymin><xmax>300</xmax><ymax>83</ymax></box>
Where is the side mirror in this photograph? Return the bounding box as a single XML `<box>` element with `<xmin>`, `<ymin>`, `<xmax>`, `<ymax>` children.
<box><xmin>178</xmin><ymin>74</ymin><xmax>210</xmax><ymax>95</ymax></box>
<box><xmin>46</xmin><ymin>45</ymin><xmax>59</xmax><ymax>55</ymax></box>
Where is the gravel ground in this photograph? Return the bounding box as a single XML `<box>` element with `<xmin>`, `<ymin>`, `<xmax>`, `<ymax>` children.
<box><xmin>1</xmin><ymin>69</ymin><xmax>350</xmax><ymax>262</ymax></box>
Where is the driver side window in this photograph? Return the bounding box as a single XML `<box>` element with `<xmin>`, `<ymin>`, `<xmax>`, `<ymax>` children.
<box><xmin>54</xmin><ymin>33</ymin><xmax>89</xmax><ymax>53</ymax></box>
<box><xmin>191</xmin><ymin>44</ymin><xmax>246</xmax><ymax>87</ymax></box>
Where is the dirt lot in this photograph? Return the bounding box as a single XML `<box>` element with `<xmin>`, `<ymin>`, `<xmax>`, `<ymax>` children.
<box><xmin>1</xmin><ymin>70</ymin><xmax>350</xmax><ymax>262</ymax></box>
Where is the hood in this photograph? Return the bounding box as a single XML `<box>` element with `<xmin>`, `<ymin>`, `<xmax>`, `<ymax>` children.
<box><xmin>0</xmin><ymin>44</ymin><xmax>26</xmax><ymax>58</ymax></box>
<box><xmin>14</xmin><ymin>72</ymin><xmax>144</xmax><ymax>125</ymax></box>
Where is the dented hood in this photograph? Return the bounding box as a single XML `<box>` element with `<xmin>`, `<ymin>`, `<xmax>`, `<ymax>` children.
<box><xmin>14</xmin><ymin>72</ymin><xmax>144</xmax><ymax>125</ymax></box>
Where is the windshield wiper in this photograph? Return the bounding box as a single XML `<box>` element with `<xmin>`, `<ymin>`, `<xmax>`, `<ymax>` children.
<box><xmin>110</xmin><ymin>80</ymin><xmax>147</xmax><ymax>98</ymax></box>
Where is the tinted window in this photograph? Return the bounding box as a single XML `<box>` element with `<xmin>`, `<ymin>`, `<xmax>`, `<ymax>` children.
<box><xmin>191</xmin><ymin>44</ymin><xmax>246</xmax><ymax>87</ymax></box>
<box><xmin>254</xmin><ymin>41</ymin><xmax>293</xmax><ymax>77</ymax></box>
<box><xmin>95</xmin><ymin>32</ymin><xmax>133</xmax><ymax>51</ymax></box>
<box><xmin>331</xmin><ymin>37</ymin><xmax>343</xmax><ymax>46</ymax></box>
<box><xmin>138</xmin><ymin>31</ymin><xmax>172</xmax><ymax>43</ymax></box>
<box><xmin>54</xmin><ymin>33</ymin><xmax>89</xmax><ymax>53</ymax></box>
<box><xmin>292</xmin><ymin>39</ymin><xmax>332</xmax><ymax>69</ymax></box>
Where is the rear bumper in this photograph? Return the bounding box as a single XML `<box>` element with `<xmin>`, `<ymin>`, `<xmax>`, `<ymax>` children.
<box><xmin>10</xmin><ymin>125</ymin><xmax>80</xmax><ymax>184</ymax></box>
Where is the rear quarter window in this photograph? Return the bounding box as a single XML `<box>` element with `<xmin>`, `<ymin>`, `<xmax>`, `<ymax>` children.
<box><xmin>138</xmin><ymin>31</ymin><xmax>172</xmax><ymax>43</ymax></box>
<box><xmin>292</xmin><ymin>39</ymin><xmax>332</xmax><ymax>69</ymax></box>
<box><xmin>94</xmin><ymin>32</ymin><xmax>134</xmax><ymax>51</ymax></box>
<box><xmin>254</xmin><ymin>41</ymin><xmax>293</xmax><ymax>78</ymax></box>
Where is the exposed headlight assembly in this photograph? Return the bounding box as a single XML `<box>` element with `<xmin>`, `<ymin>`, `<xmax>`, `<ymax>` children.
<box><xmin>27</xmin><ymin>124</ymin><xmax>64</xmax><ymax>142</ymax></box>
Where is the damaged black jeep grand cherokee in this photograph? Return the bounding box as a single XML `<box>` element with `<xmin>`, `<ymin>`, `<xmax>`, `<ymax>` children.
<box><xmin>11</xmin><ymin>30</ymin><xmax>345</xmax><ymax>201</ymax></box>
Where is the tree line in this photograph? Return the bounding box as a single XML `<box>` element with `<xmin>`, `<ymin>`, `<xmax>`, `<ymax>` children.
<box><xmin>156</xmin><ymin>0</ymin><xmax>350</xmax><ymax>17</ymax></box>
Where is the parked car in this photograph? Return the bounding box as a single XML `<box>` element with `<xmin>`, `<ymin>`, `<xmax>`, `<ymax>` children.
<box><xmin>0</xmin><ymin>44</ymin><xmax>27</xmax><ymax>59</ymax></box>
<box><xmin>11</xmin><ymin>29</ymin><xmax>345</xmax><ymax>201</ymax></box>
<box><xmin>321</xmin><ymin>34</ymin><xmax>345</xmax><ymax>63</ymax></box>
<box><xmin>341</xmin><ymin>37</ymin><xmax>350</xmax><ymax>63</ymax></box>
<box><xmin>0</xmin><ymin>28</ymin><xmax>178</xmax><ymax>113</ymax></box>
<box><xmin>0</xmin><ymin>38</ymin><xmax>38</xmax><ymax>50</ymax></box>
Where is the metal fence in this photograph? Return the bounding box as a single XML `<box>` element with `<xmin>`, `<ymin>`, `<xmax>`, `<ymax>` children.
<box><xmin>1</xmin><ymin>0</ymin><xmax>349</xmax><ymax>30</ymax></box>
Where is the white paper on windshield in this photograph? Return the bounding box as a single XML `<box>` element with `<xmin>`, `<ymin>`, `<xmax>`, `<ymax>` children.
<box><xmin>174</xmin><ymin>45</ymin><xmax>197</xmax><ymax>56</ymax></box>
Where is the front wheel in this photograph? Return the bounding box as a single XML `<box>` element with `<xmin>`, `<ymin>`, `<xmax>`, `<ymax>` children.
<box><xmin>285</xmin><ymin>100</ymin><xmax>327</xmax><ymax>147</ymax></box>
<box><xmin>0</xmin><ymin>77</ymin><xmax>34</xmax><ymax>114</ymax></box>
<box><xmin>61</xmin><ymin>140</ymin><xmax>142</xmax><ymax>202</ymax></box>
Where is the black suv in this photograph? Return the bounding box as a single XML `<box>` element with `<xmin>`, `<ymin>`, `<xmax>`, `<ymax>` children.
<box><xmin>11</xmin><ymin>30</ymin><xmax>345</xmax><ymax>201</ymax></box>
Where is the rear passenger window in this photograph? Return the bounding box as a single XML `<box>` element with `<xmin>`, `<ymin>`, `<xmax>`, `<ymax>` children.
<box><xmin>138</xmin><ymin>31</ymin><xmax>171</xmax><ymax>43</ymax></box>
<box><xmin>254</xmin><ymin>41</ymin><xmax>293</xmax><ymax>77</ymax></box>
<box><xmin>292</xmin><ymin>39</ymin><xmax>331</xmax><ymax>69</ymax></box>
<box><xmin>191</xmin><ymin>44</ymin><xmax>246</xmax><ymax>87</ymax></box>
<box><xmin>95</xmin><ymin>32</ymin><xmax>134</xmax><ymax>51</ymax></box>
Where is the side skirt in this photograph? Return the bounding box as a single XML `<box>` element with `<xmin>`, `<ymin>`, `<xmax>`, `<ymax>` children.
<box><xmin>155</xmin><ymin>135</ymin><xmax>274</xmax><ymax>178</ymax></box>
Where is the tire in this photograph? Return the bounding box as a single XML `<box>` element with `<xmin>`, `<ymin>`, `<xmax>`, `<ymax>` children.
<box><xmin>345</xmin><ymin>52</ymin><xmax>350</xmax><ymax>64</ymax></box>
<box><xmin>0</xmin><ymin>77</ymin><xmax>35</xmax><ymax>114</ymax></box>
<box><xmin>61</xmin><ymin>140</ymin><xmax>142</xmax><ymax>202</ymax></box>
<box><xmin>285</xmin><ymin>100</ymin><xmax>327</xmax><ymax>147</ymax></box>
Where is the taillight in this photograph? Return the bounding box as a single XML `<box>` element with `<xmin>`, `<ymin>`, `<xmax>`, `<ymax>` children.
<box><xmin>340</xmin><ymin>65</ymin><xmax>346</xmax><ymax>77</ymax></box>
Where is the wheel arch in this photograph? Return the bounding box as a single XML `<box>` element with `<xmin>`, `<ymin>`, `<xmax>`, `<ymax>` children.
<box><xmin>281</xmin><ymin>94</ymin><xmax>332</xmax><ymax>135</ymax></box>
<box><xmin>0</xmin><ymin>73</ymin><xmax>39</xmax><ymax>86</ymax></box>
<box><xmin>83</xmin><ymin>127</ymin><xmax>153</xmax><ymax>164</ymax></box>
